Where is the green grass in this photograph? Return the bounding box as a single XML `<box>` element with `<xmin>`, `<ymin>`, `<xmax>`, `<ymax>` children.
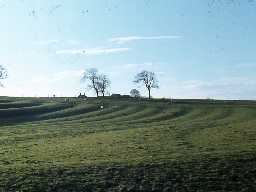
<box><xmin>0</xmin><ymin>97</ymin><xmax>256</xmax><ymax>191</ymax></box>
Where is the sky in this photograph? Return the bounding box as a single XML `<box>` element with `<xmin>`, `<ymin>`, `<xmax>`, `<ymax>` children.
<box><xmin>0</xmin><ymin>0</ymin><xmax>256</xmax><ymax>99</ymax></box>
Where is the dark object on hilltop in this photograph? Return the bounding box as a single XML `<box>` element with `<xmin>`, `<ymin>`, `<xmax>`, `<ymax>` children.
<box><xmin>78</xmin><ymin>93</ymin><xmax>87</xmax><ymax>98</ymax></box>
<box><xmin>111</xmin><ymin>94</ymin><xmax>121</xmax><ymax>98</ymax></box>
<box><xmin>111</xmin><ymin>94</ymin><xmax>131</xmax><ymax>98</ymax></box>
<box><xmin>122</xmin><ymin>95</ymin><xmax>131</xmax><ymax>98</ymax></box>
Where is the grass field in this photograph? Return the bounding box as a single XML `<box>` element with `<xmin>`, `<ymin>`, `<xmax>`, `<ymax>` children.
<box><xmin>0</xmin><ymin>96</ymin><xmax>256</xmax><ymax>191</ymax></box>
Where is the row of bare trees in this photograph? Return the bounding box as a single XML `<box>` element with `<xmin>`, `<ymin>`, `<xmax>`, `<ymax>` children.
<box><xmin>0</xmin><ymin>66</ymin><xmax>158</xmax><ymax>99</ymax></box>
<box><xmin>81</xmin><ymin>68</ymin><xmax>111</xmax><ymax>97</ymax></box>
<box><xmin>82</xmin><ymin>68</ymin><xmax>159</xmax><ymax>99</ymax></box>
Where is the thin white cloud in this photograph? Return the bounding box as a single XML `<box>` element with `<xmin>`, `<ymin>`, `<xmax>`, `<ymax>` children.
<box><xmin>109</xmin><ymin>35</ymin><xmax>182</xmax><ymax>44</ymax></box>
<box><xmin>34</xmin><ymin>40</ymin><xmax>58</xmax><ymax>46</ymax></box>
<box><xmin>234</xmin><ymin>63</ymin><xmax>256</xmax><ymax>69</ymax></box>
<box><xmin>168</xmin><ymin>76</ymin><xmax>256</xmax><ymax>99</ymax></box>
<box><xmin>67</xmin><ymin>40</ymin><xmax>80</xmax><ymax>45</ymax></box>
<box><xmin>181</xmin><ymin>77</ymin><xmax>256</xmax><ymax>89</ymax></box>
<box><xmin>56</xmin><ymin>47</ymin><xmax>130</xmax><ymax>55</ymax></box>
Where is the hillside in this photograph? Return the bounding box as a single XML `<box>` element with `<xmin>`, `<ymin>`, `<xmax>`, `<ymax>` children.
<box><xmin>0</xmin><ymin>97</ymin><xmax>256</xmax><ymax>191</ymax></box>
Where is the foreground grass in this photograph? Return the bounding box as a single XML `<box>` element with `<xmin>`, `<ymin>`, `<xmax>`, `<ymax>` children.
<box><xmin>0</xmin><ymin>97</ymin><xmax>256</xmax><ymax>191</ymax></box>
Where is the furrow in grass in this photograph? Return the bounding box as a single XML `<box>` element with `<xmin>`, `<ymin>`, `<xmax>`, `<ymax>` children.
<box><xmin>87</xmin><ymin>104</ymin><xmax>153</xmax><ymax>124</ymax></box>
<box><xmin>98</xmin><ymin>103</ymin><xmax>176</xmax><ymax>125</ymax></box>
<box><xmin>126</xmin><ymin>105</ymin><xmax>192</xmax><ymax>124</ymax></box>
<box><xmin>70</xmin><ymin>105</ymin><xmax>139</xmax><ymax>124</ymax></box>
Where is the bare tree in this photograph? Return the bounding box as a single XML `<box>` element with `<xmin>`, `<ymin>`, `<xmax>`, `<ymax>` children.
<box><xmin>130</xmin><ymin>89</ymin><xmax>140</xmax><ymax>98</ymax></box>
<box><xmin>134</xmin><ymin>70</ymin><xmax>159</xmax><ymax>99</ymax></box>
<box><xmin>0</xmin><ymin>65</ymin><xmax>7</xmax><ymax>87</ymax></box>
<box><xmin>81</xmin><ymin>68</ymin><xmax>101</xmax><ymax>97</ymax></box>
<box><xmin>98</xmin><ymin>74</ymin><xmax>111</xmax><ymax>97</ymax></box>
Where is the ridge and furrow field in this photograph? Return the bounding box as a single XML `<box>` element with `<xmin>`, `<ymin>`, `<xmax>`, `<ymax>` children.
<box><xmin>0</xmin><ymin>97</ymin><xmax>256</xmax><ymax>191</ymax></box>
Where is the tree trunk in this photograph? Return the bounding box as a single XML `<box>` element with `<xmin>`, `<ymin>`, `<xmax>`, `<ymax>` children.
<box><xmin>148</xmin><ymin>88</ymin><xmax>151</xmax><ymax>99</ymax></box>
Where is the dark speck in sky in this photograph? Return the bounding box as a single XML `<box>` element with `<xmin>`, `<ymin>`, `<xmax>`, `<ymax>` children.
<box><xmin>81</xmin><ymin>9</ymin><xmax>89</xmax><ymax>15</ymax></box>
<box><xmin>29</xmin><ymin>9</ymin><xmax>37</xmax><ymax>18</ymax></box>
<box><xmin>49</xmin><ymin>4</ymin><xmax>62</xmax><ymax>15</ymax></box>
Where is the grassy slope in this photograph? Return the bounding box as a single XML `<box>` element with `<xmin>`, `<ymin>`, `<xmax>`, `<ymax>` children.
<box><xmin>0</xmin><ymin>97</ymin><xmax>256</xmax><ymax>191</ymax></box>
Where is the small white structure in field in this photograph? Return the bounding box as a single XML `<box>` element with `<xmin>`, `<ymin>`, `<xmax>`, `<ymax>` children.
<box><xmin>100</xmin><ymin>105</ymin><xmax>104</xmax><ymax>109</ymax></box>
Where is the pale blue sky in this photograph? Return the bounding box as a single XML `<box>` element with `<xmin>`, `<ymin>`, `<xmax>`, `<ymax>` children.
<box><xmin>0</xmin><ymin>0</ymin><xmax>256</xmax><ymax>99</ymax></box>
